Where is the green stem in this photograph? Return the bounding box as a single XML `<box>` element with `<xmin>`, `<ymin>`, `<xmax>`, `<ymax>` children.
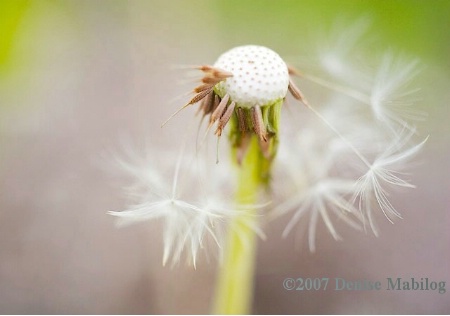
<box><xmin>213</xmin><ymin>135</ymin><xmax>265</xmax><ymax>314</ymax></box>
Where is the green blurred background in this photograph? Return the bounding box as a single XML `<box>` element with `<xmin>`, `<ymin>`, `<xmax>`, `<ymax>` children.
<box><xmin>0</xmin><ymin>0</ymin><xmax>449</xmax><ymax>314</ymax></box>
<box><xmin>1</xmin><ymin>0</ymin><xmax>450</xmax><ymax>72</ymax></box>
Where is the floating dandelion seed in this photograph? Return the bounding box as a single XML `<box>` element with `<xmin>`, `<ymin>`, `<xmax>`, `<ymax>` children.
<box><xmin>108</xmin><ymin>141</ymin><xmax>266</xmax><ymax>267</ymax></box>
<box><xmin>352</xmin><ymin>129</ymin><xmax>428</xmax><ymax>235</ymax></box>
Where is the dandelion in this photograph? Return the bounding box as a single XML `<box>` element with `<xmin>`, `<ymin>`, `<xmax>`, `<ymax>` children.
<box><xmin>109</xmin><ymin>22</ymin><xmax>426</xmax><ymax>315</ymax></box>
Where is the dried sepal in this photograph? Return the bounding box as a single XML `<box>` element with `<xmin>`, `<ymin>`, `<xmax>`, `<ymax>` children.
<box><xmin>251</xmin><ymin>106</ymin><xmax>268</xmax><ymax>142</ymax></box>
<box><xmin>197</xmin><ymin>90</ymin><xmax>215</xmax><ymax>117</ymax></box>
<box><xmin>194</xmin><ymin>83</ymin><xmax>214</xmax><ymax>93</ymax></box>
<box><xmin>288</xmin><ymin>78</ymin><xmax>304</xmax><ymax>101</ymax></box>
<box><xmin>215</xmin><ymin>101</ymin><xmax>236</xmax><ymax>136</ymax></box>
<box><xmin>236</xmin><ymin>107</ymin><xmax>248</xmax><ymax>133</ymax></box>
<box><xmin>188</xmin><ymin>87</ymin><xmax>214</xmax><ymax>106</ymax></box>
<box><xmin>210</xmin><ymin>94</ymin><xmax>230</xmax><ymax>126</ymax></box>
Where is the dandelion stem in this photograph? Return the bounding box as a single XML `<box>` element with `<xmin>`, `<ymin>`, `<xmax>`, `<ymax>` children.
<box><xmin>213</xmin><ymin>135</ymin><xmax>265</xmax><ymax>314</ymax></box>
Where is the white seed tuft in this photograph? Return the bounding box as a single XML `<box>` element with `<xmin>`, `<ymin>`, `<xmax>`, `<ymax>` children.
<box><xmin>213</xmin><ymin>45</ymin><xmax>289</xmax><ymax>108</ymax></box>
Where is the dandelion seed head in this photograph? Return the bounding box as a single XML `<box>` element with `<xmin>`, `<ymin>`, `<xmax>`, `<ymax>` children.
<box><xmin>213</xmin><ymin>45</ymin><xmax>289</xmax><ymax>108</ymax></box>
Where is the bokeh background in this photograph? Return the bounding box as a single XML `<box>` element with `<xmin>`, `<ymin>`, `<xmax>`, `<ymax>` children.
<box><xmin>0</xmin><ymin>0</ymin><xmax>449</xmax><ymax>314</ymax></box>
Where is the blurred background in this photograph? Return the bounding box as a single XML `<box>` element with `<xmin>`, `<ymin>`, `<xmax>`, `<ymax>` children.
<box><xmin>0</xmin><ymin>0</ymin><xmax>449</xmax><ymax>314</ymax></box>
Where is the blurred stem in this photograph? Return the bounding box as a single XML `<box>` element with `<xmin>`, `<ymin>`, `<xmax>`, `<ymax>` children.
<box><xmin>213</xmin><ymin>135</ymin><xmax>265</xmax><ymax>314</ymax></box>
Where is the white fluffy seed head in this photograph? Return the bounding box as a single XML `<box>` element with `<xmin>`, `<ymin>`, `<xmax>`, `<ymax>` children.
<box><xmin>213</xmin><ymin>45</ymin><xmax>289</xmax><ymax>108</ymax></box>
